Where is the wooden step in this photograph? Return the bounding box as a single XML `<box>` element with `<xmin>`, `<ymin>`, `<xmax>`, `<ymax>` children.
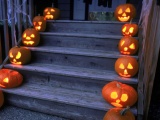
<box><xmin>4</xmin><ymin>63</ymin><xmax>138</xmax><ymax>85</ymax></box>
<box><xmin>45</xmin><ymin>20</ymin><xmax>126</xmax><ymax>35</ymax></box>
<box><xmin>0</xmin><ymin>105</ymin><xmax>68</xmax><ymax>120</ymax></box>
<box><xmin>2</xmin><ymin>84</ymin><xmax>137</xmax><ymax>120</ymax></box>
<box><xmin>26</xmin><ymin>46</ymin><xmax>138</xmax><ymax>71</ymax></box>
<box><xmin>40</xmin><ymin>32</ymin><xmax>123</xmax><ymax>51</ymax></box>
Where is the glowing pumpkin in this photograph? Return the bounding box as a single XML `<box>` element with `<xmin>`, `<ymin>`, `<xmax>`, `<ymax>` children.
<box><xmin>114</xmin><ymin>4</ymin><xmax>136</xmax><ymax>22</ymax></box>
<box><xmin>22</xmin><ymin>28</ymin><xmax>40</xmax><ymax>47</ymax></box>
<box><xmin>33</xmin><ymin>15</ymin><xmax>46</xmax><ymax>32</ymax></box>
<box><xmin>115</xmin><ymin>56</ymin><xmax>138</xmax><ymax>78</ymax></box>
<box><xmin>122</xmin><ymin>23</ymin><xmax>138</xmax><ymax>36</ymax></box>
<box><xmin>103</xmin><ymin>107</ymin><xmax>135</xmax><ymax>120</ymax></box>
<box><xmin>0</xmin><ymin>69</ymin><xmax>23</xmax><ymax>88</ymax></box>
<box><xmin>9</xmin><ymin>46</ymin><xmax>31</xmax><ymax>65</ymax></box>
<box><xmin>118</xmin><ymin>36</ymin><xmax>139</xmax><ymax>55</ymax></box>
<box><xmin>102</xmin><ymin>81</ymin><xmax>137</xmax><ymax>107</ymax></box>
<box><xmin>0</xmin><ymin>90</ymin><xmax>4</xmax><ymax>108</ymax></box>
<box><xmin>43</xmin><ymin>7</ymin><xmax>60</xmax><ymax>20</ymax></box>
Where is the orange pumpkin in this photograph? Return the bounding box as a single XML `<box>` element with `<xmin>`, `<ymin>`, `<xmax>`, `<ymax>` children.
<box><xmin>118</xmin><ymin>36</ymin><xmax>139</xmax><ymax>55</ymax></box>
<box><xmin>22</xmin><ymin>28</ymin><xmax>40</xmax><ymax>47</ymax></box>
<box><xmin>122</xmin><ymin>23</ymin><xmax>138</xmax><ymax>36</ymax></box>
<box><xmin>103</xmin><ymin>107</ymin><xmax>135</xmax><ymax>120</ymax></box>
<box><xmin>0</xmin><ymin>69</ymin><xmax>23</xmax><ymax>88</ymax></box>
<box><xmin>43</xmin><ymin>7</ymin><xmax>60</xmax><ymax>20</ymax></box>
<box><xmin>33</xmin><ymin>15</ymin><xmax>46</xmax><ymax>32</ymax></box>
<box><xmin>102</xmin><ymin>81</ymin><xmax>137</xmax><ymax>107</ymax></box>
<box><xmin>0</xmin><ymin>90</ymin><xmax>4</xmax><ymax>108</ymax></box>
<box><xmin>115</xmin><ymin>56</ymin><xmax>138</xmax><ymax>78</ymax></box>
<box><xmin>114</xmin><ymin>4</ymin><xmax>136</xmax><ymax>22</ymax></box>
<box><xmin>9</xmin><ymin>46</ymin><xmax>31</xmax><ymax>65</ymax></box>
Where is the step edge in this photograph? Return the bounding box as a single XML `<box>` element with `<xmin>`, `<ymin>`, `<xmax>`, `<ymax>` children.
<box><xmin>4</xmin><ymin>64</ymin><xmax>138</xmax><ymax>84</ymax></box>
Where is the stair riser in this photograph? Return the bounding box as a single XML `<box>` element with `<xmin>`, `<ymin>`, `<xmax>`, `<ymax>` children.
<box><xmin>5</xmin><ymin>94</ymin><xmax>105</xmax><ymax>120</ymax></box>
<box><xmin>31</xmin><ymin>51</ymin><xmax>116</xmax><ymax>71</ymax></box>
<box><xmin>40</xmin><ymin>35</ymin><xmax>119</xmax><ymax>51</ymax></box>
<box><xmin>46</xmin><ymin>22</ymin><xmax>123</xmax><ymax>35</ymax></box>
<box><xmin>17</xmin><ymin>70</ymin><xmax>108</xmax><ymax>93</ymax></box>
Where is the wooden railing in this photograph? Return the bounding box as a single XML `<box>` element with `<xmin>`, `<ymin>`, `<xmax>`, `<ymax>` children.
<box><xmin>0</xmin><ymin>0</ymin><xmax>34</xmax><ymax>68</ymax></box>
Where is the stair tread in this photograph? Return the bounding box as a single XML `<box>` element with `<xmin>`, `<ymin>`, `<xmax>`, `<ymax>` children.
<box><xmin>27</xmin><ymin>46</ymin><xmax>138</xmax><ymax>59</ymax></box>
<box><xmin>4</xmin><ymin>63</ymin><xmax>138</xmax><ymax>84</ymax></box>
<box><xmin>46</xmin><ymin>20</ymin><xmax>136</xmax><ymax>24</ymax></box>
<box><xmin>40</xmin><ymin>32</ymin><xmax>123</xmax><ymax>39</ymax></box>
<box><xmin>2</xmin><ymin>84</ymin><xmax>137</xmax><ymax>114</ymax></box>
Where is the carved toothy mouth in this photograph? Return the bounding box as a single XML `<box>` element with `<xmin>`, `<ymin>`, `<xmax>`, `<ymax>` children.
<box><xmin>11</xmin><ymin>59</ymin><xmax>22</xmax><ymax>65</ymax></box>
<box><xmin>45</xmin><ymin>15</ymin><xmax>53</xmax><ymax>19</ymax></box>
<box><xmin>119</xmin><ymin>73</ymin><xmax>131</xmax><ymax>78</ymax></box>
<box><xmin>111</xmin><ymin>102</ymin><xmax>123</xmax><ymax>107</ymax></box>
<box><xmin>35</xmin><ymin>26</ymin><xmax>41</xmax><ymax>30</ymax></box>
<box><xmin>118</xmin><ymin>16</ymin><xmax>130</xmax><ymax>22</ymax></box>
<box><xmin>23</xmin><ymin>41</ymin><xmax>34</xmax><ymax>45</ymax></box>
<box><xmin>120</xmin><ymin>51</ymin><xmax>131</xmax><ymax>55</ymax></box>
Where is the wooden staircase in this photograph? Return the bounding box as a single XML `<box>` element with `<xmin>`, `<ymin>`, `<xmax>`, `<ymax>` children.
<box><xmin>2</xmin><ymin>20</ymin><xmax>139</xmax><ymax>120</ymax></box>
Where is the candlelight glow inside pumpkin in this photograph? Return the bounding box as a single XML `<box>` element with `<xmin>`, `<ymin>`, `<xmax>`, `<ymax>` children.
<box><xmin>114</xmin><ymin>4</ymin><xmax>136</xmax><ymax>22</ymax></box>
<box><xmin>118</xmin><ymin>36</ymin><xmax>138</xmax><ymax>55</ymax></box>
<box><xmin>103</xmin><ymin>107</ymin><xmax>135</xmax><ymax>120</ymax></box>
<box><xmin>43</xmin><ymin>7</ymin><xmax>60</xmax><ymax>20</ymax></box>
<box><xmin>33</xmin><ymin>15</ymin><xmax>46</xmax><ymax>32</ymax></box>
<box><xmin>22</xmin><ymin>28</ymin><xmax>40</xmax><ymax>47</ymax></box>
<box><xmin>0</xmin><ymin>69</ymin><xmax>23</xmax><ymax>88</ymax></box>
<box><xmin>102</xmin><ymin>81</ymin><xmax>138</xmax><ymax>108</ymax></box>
<box><xmin>122</xmin><ymin>23</ymin><xmax>138</xmax><ymax>36</ymax></box>
<box><xmin>115</xmin><ymin>56</ymin><xmax>138</xmax><ymax>77</ymax></box>
<box><xmin>9</xmin><ymin>46</ymin><xmax>31</xmax><ymax>65</ymax></box>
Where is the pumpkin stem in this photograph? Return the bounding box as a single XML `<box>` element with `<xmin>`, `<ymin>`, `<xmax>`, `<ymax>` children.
<box><xmin>116</xmin><ymin>82</ymin><xmax>121</xmax><ymax>88</ymax></box>
<box><xmin>52</xmin><ymin>3</ymin><xmax>54</xmax><ymax>7</ymax></box>
<box><xmin>120</xmin><ymin>106</ymin><xmax>130</xmax><ymax>116</ymax></box>
<box><xmin>129</xmin><ymin>19</ymin><xmax>133</xmax><ymax>24</ymax></box>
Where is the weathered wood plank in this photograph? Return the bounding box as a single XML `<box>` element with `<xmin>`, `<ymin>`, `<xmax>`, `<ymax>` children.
<box><xmin>2</xmin><ymin>84</ymin><xmax>137</xmax><ymax>115</ymax></box>
<box><xmin>4</xmin><ymin>63</ymin><xmax>138</xmax><ymax>84</ymax></box>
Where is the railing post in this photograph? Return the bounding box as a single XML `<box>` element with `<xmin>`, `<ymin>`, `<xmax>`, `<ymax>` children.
<box><xmin>2</xmin><ymin>0</ymin><xmax>10</xmax><ymax>57</ymax></box>
<box><xmin>11</xmin><ymin>0</ymin><xmax>16</xmax><ymax>47</ymax></box>
<box><xmin>29</xmin><ymin>0</ymin><xmax>34</xmax><ymax>23</ymax></box>
<box><xmin>17</xmin><ymin>0</ymin><xmax>22</xmax><ymax>42</ymax></box>
<box><xmin>22</xmin><ymin>0</ymin><xmax>28</xmax><ymax>29</ymax></box>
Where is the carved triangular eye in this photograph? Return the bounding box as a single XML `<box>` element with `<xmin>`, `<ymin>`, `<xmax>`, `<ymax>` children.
<box><xmin>45</xmin><ymin>9</ymin><xmax>48</xmax><ymax>12</ymax></box>
<box><xmin>121</xmin><ymin>94</ymin><xmax>128</xmax><ymax>102</ymax></box>
<box><xmin>23</xmin><ymin>33</ymin><xmax>26</xmax><ymax>38</ymax></box>
<box><xmin>51</xmin><ymin>9</ymin><xmax>55</xmax><ymax>12</ymax></box>
<box><xmin>127</xmin><ymin>63</ymin><xmax>133</xmax><ymax>69</ymax></box>
<box><xmin>38</xmin><ymin>22</ymin><xmax>42</xmax><ymax>25</ymax></box>
<box><xmin>9</xmin><ymin>52</ymin><xmax>13</xmax><ymax>58</ymax></box>
<box><xmin>122</xmin><ymin>26</ymin><xmax>127</xmax><ymax>32</ymax></box>
<box><xmin>33</xmin><ymin>22</ymin><xmax>36</xmax><ymax>26</ymax></box>
<box><xmin>111</xmin><ymin>92</ymin><xmax>118</xmax><ymax>99</ymax></box>
<box><xmin>129</xmin><ymin>43</ymin><xmax>135</xmax><ymax>49</ymax></box>
<box><xmin>129</xmin><ymin>27</ymin><xmax>134</xmax><ymax>33</ymax></box>
<box><xmin>121</xmin><ymin>40</ymin><xmax>125</xmax><ymax>46</ymax></box>
<box><xmin>119</xmin><ymin>63</ymin><xmax>125</xmax><ymax>69</ymax></box>
<box><xmin>30</xmin><ymin>34</ymin><xmax>35</xmax><ymax>38</ymax></box>
<box><xmin>3</xmin><ymin>77</ymin><xmax>9</xmax><ymax>83</ymax></box>
<box><xmin>118</xmin><ymin>9</ymin><xmax>123</xmax><ymax>14</ymax></box>
<box><xmin>16</xmin><ymin>52</ymin><xmax>21</xmax><ymax>59</ymax></box>
<box><xmin>125</xmin><ymin>8</ymin><xmax>130</xmax><ymax>12</ymax></box>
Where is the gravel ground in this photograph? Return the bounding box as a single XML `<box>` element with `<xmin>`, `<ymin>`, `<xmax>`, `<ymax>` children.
<box><xmin>0</xmin><ymin>105</ymin><xmax>69</xmax><ymax>120</ymax></box>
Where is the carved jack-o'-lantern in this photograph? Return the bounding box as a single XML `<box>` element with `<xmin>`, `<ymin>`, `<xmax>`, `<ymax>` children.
<box><xmin>33</xmin><ymin>15</ymin><xmax>46</xmax><ymax>32</ymax></box>
<box><xmin>122</xmin><ymin>23</ymin><xmax>138</xmax><ymax>36</ymax></box>
<box><xmin>22</xmin><ymin>28</ymin><xmax>40</xmax><ymax>47</ymax></box>
<box><xmin>0</xmin><ymin>69</ymin><xmax>23</xmax><ymax>88</ymax></box>
<box><xmin>114</xmin><ymin>4</ymin><xmax>136</xmax><ymax>22</ymax></box>
<box><xmin>103</xmin><ymin>107</ymin><xmax>135</xmax><ymax>120</ymax></box>
<box><xmin>115</xmin><ymin>56</ymin><xmax>138</xmax><ymax>78</ymax></box>
<box><xmin>102</xmin><ymin>81</ymin><xmax>138</xmax><ymax>107</ymax></box>
<box><xmin>118</xmin><ymin>36</ymin><xmax>138</xmax><ymax>55</ymax></box>
<box><xmin>0</xmin><ymin>90</ymin><xmax>4</xmax><ymax>108</ymax></box>
<box><xmin>43</xmin><ymin>7</ymin><xmax>60</xmax><ymax>20</ymax></box>
<box><xmin>9</xmin><ymin>46</ymin><xmax>31</xmax><ymax>65</ymax></box>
